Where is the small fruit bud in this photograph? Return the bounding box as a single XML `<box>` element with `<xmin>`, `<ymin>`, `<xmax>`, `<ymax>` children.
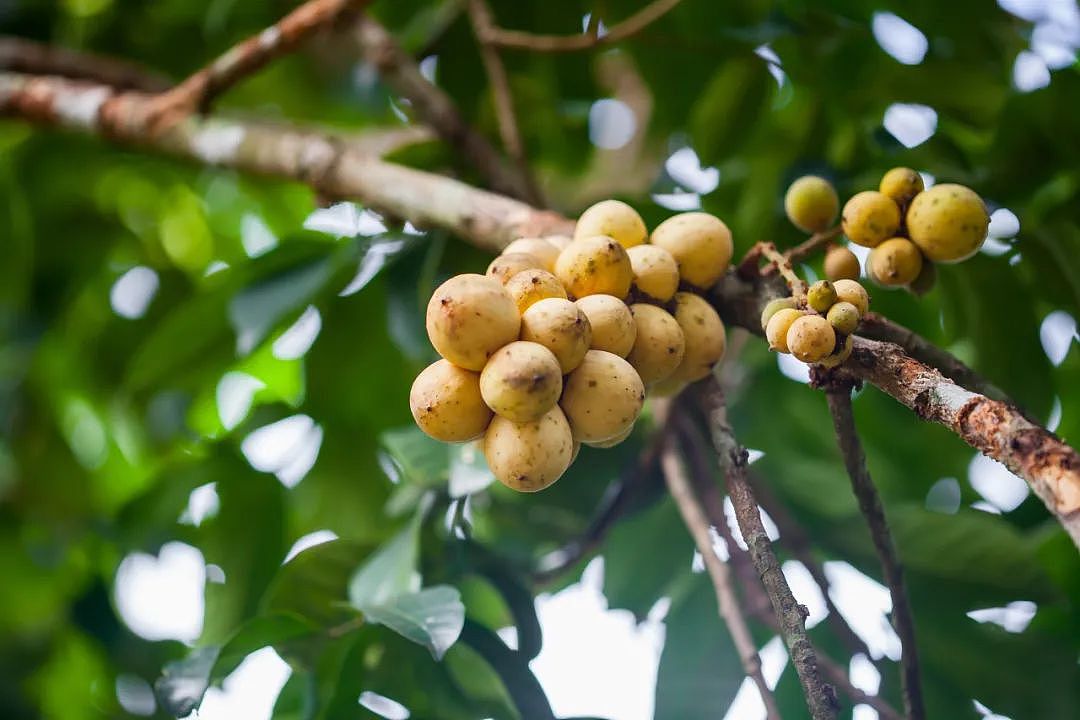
<box><xmin>824</xmin><ymin>245</ymin><xmax>861</xmax><ymax>282</ymax></box>
<box><xmin>760</xmin><ymin>296</ymin><xmax>797</xmax><ymax>332</ymax></box>
<box><xmin>807</xmin><ymin>280</ymin><xmax>838</xmax><ymax>313</ymax></box>
<box><xmin>826</xmin><ymin>302</ymin><xmax>860</xmax><ymax>335</ymax></box>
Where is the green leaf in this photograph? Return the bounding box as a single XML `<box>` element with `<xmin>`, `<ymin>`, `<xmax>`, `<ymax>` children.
<box><xmin>348</xmin><ymin>519</ymin><xmax>421</xmax><ymax>609</ymax></box>
<box><xmin>362</xmin><ymin>586</ymin><xmax>466</xmax><ymax>661</ymax></box>
<box><xmin>380</xmin><ymin>425</ymin><xmax>450</xmax><ymax>488</ymax></box>
<box><xmin>155</xmin><ymin>646</ymin><xmax>219</xmax><ymax>718</ymax></box>
<box><xmin>459</xmin><ymin>619</ymin><xmax>555</xmax><ymax>720</ymax></box>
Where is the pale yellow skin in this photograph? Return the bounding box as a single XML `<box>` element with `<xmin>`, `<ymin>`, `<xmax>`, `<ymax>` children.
<box><xmin>487</xmin><ymin>252</ymin><xmax>545</xmax><ymax>284</ymax></box>
<box><xmin>625</xmin><ymin>303</ymin><xmax>686</xmax><ymax>385</ymax></box>
<box><xmin>585</xmin><ymin>424</ymin><xmax>634</xmax><ymax>449</ymax></box>
<box><xmin>760</xmin><ymin>296</ymin><xmax>797</xmax><ymax>331</ymax></box>
<box><xmin>906</xmin><ymin>183</ymin><xmax>989</xmax><ymax>263</ymax></box>
<box><xmin>410</xmin><ymin>359</ymin><xmax>492</xmax><ymax>442</ymax></box>
<box><xmin>879</xmin><ymin>167</ymin><xmax>924</xmax><ymax>206</ymax></box>
<box><xmin>807</xmin><ymin>280</ymin><xmax>837</xmax><ymax>313</ymax></box>
<box><xmin>426</xmin><ymin>274</ymin><xmax>521</xmax><ymax>371</ymax></box>
<box><xmin>670</xmin><ymin>292</ymin><xmax>726</xmax><ymax>382</ymax></box>
<box><xmin>574</xmin><ymin>199</ymin><xmax>648</xmax><ymax>249</ymax></box>
<box><xmin>560</xmin><ymin>350</ymin><xmax>645</xmax><ymax>443</ymax></box>
<box><xmin>649</xmin><ymin>212</ymin><xmax>733</xmax><ymax>289</ymax></box>
<box><xmin>765</xmin><ymin>308</ymin><xmax>804</xmax><ymax>353</ymax></box>
<box><xmin>786</xmin><ymin>315</ymin><xmax>837</xmax><ymax>363</ymax></box>
<box><xmin>555</xmin><ymin>235</ymin><xmax>634</xmax><ymax>299</ymax></box>
<box><xmin>841</xmin><ymin>191</ymin><xmax>901</xmax><ymax>248</ymax></box>
<box><xmin>627</xmin><ymin>245</ymin><xmax>680</xmax><ymax>301</ymax></box>
<box><xmin>784</xmin><ymin>175</ymin><xmax>839</xmax><ymax>233</ymax></box>
<box><xmin>868</xmin><ymin>237</ymin><xmax>923</xmax><ymax>287</ymax></box>
<box><xmin>575</xmin><ymin>294</ymin><xmax>636</xmax><ymax>357</ymax></box>
<box><xmin>650</xmin><ymin>375</ymin><xmax>688</xmax><ymax>398</ymax></box>
<box><xmin>545</xmin><ymin>235</ymin><xmax>572</xmax><ymax>252</ymax></box>
<box><xmin>503</xmin><ymin>238</ymin><xmax>561</xmax><ymax>272</ymax></box>
<box><xmin>832</xmin><ymin>279</ymin><xmax>870</xmax><ymax>316</ymax></box>
<box><xmin>817</xmin><ymin>335</ymin><xmax>853</xmax><ymax>368</ymax></box>
<box><xmin>480</xmin><ymin>341</ymin><xmax>562</xmax><ymax>422</ymax></box>
<box><xmin>824</xmin><ymin>245</ymin><xmax>861</xmax><ymax>282</ymax></box>
<box><xmin>483</xmin><ymin>406</ymin><xmax>574</xmax><ymax>492</ymax></box>
<box><xmin>505</xmin><ymin>269</ymin><xmax>568</xmax><ymax>315</ymax></box>
<box><xmin>826</xmin><ymin>301</ymin><xmax>861</xmax><ymax>335</ymax></box>
<box><xmin>520</xmin><ymin>298</ymin><xmax>593</xmax><ymax>374</ymax></box>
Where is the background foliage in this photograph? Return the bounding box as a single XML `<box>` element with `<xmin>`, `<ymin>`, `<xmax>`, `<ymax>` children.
<box><xmin>1</xmin><ymin>0</ymin><xmax>1078</xmax><ymax>718</ymax></box>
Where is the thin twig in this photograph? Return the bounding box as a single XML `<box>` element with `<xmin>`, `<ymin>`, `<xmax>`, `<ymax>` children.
<box><xmin>824</xmin><ymin>385</ymin><xmax>924</xmax><ymax>720</ymax></box>
<box><xmin>0</xmin><ymin>36</ymin><xmax>170</xmax><ymax>92</ymax></box>
<box><xmin>480</xmin><ymin>0</ymin><xmax>682</xmax><ymax>52</ymax></box>
<box><xmin>759</xmin><ymin>242</ymin><xmax>808</xmax><ymax>300</ymax></box>
<box><xmin>145</xmin><ymin>0</ymin><xmax>373</xmax><ymax>129</ymax></box>
<box><xmin>353</xmin><ymin>16</ymin><xmax>541</xmax><ymax>204</ymax></box>
<box><xmin>816</xmin><ymin>653</ymin><xmax>904</xmax><ymax>720</ymax></box>
<box><xmin>703</xmin><ymin>379</ymin><xmax>839</xmax><ymax>720</ymax></box>
<box><xmin>466</xmin><ymin>0</ymin><xmax>541</xmax><ymax>203</ymax></box>
<box><xmin>777</xmin><ymin>225</ymin><xmax>844</xmax><ymax>268</ymax></box>
<box><xmin>661</xmin><ymin>440</ymin><xmax>781</xmax><ymax>720</ymax></box>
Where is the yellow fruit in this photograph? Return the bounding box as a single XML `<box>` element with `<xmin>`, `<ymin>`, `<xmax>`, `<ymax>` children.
<box><xmin>832</xmin><ymin>279</ymin><xmax>869</xmax><ymax>316</ymax></box>
<box><xmin>670</xmin><ymin>292</ymin><xmax>726</xmax><ymax>382</ymax></box>
<box><xmin>807</xmin><ymin>280</ymin><xmax>838</xmax><ymax>313</ymax></box>
<box><xmin>575</xmin><ymin>294</ymin><xmax>636</xmax><ymax>357</ymax></box>
<box><xmin>817</xmin><ymin>335</ymin><xmax>854</xmax><ymax>368</ymax></box>
<box><xmin>410</xmin><ymin>359</ymin><xmax>492</xmax><ymax>442</ymax></box>
<box><xmin>479</xmin><ymin>341</ymin><xmax>562</xmax><ymax>422</ymax></box>
<box><xmin>555</xmin><ymin>235</ymin><xmax>633</xmax><ymax>299</ymax></box>
<box><xmin>650</xmin><ymin>375</ymin><xmax>688</xmax><ymax>397</ymax></box>
<box><xmin>483</xmin><ymin>407</ymin><xmax>574</xmax><ymax>492</ymax></box>
<box><xmin>868</xmin><ymin>237</ymin><xmax>923</xmax><ymax>287</ymax></box>
<box><xmin>784</xmin><ymin>175</ymin><xmax>839</xmax><ymax>233</ymax></box>
<box><xmin>625</xmin><ymin>304</ymin><xmax>686</xmax><ymax>384</ymax></box>
<box><xmin>879</xmin><ymin>167</ymin><xmax>924</xmax><ymax>206</ymax></box>
<box><xmin>520</xmin><ymin>298</ymin><xmax>593</xmax><ymax>374</ymax></box>
<box><xmin>487</xmin><ymin>252</ymin><xmax>544</xmax><ymax>284</ymax></box>
<box><xmin>826</xmin><ymin>301</ymin><xmax>860</xmax><ymax>335</ymax></box>
<box><xmin>906</xmin><ymin>183</ymin><xmax>989</xmax><ymax>263</ymax></box>
<box><xmin>824</xmin><ymin>245</ymin><xmax>861</xmax><ymax>282</ymax></box>
<box><xmin>585</xmin><ymin>424</ymin><xmax>634</xmax><ymax>449</ymax></box>
<box><xmin>649</xmin><ymin>212</ymin><xmax>733</xmax><ymax>289</ymax></box>
<box><xmin>765</xmin><ymin>308</ymin><xmax>804</xmax><ymax>353</ymax></box>
<box><xmin>786</xmin><ymin>315</ymin><xmax>836</xmax><ymax>363</ymax></box>
<box><xmin>426</xmin><ymin>274</ymin><xmax>521</xmax><ymax>371</ymax></box>
<box><xmin>545</xmin><ymin>235</ymin><xmax>572</xmax><ymax>252</ymax></box>
<box><xmin>841</xmin><ymin>191</ymin><xmax>901</xmax><ymax>248</ymax></box>
<box><xmin>505</xmin><ymin>268</ymin><xmax>568</xmax><ymax>314</ymax></box>
<box><xmin>560</xmin><ymin>350</ymin><xmax>645</xmax><ymax>443</ymax></box>
<box><xmin>760</xmin><ymin>297</ymin><xmax>797</xmax><ymax>331</ymax></box>
<box><xmin>574</xmin><ymin>199</ymin><xmax>647</xmax><ymax>249</ymax></box>
<box><xmin>627</xmin><ymin>245</ymin><xmax>680</xmax><ymax>302</ymax></box>
<box><xmin>503</xmin><ymin>238</ymin><xmax>562</xmax><ymax>272</ymax></box>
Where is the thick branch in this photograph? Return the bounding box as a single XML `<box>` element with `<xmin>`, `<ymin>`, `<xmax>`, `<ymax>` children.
<box><xmin>0</xmin><ymin>36</ymin><xmax>170</xmax><ymax>92</ymax></box>
<box><xmin>353</xmin><ymin>16</ymin><xmax>540</xmax><ymax>203</ymax></box>
<box><xmin>825</xmin><ymin>387</ymin><xmax>925</xmax><ymax>720</ymax></box>
<box><xmin>149</xmin><ymin>0</ymin><xmax>371</xmax><ymax>125</ymax></box>
<box><xmin>661</xmin><ymin>441</ymin><xmax>781</xmax><ymax>720</ymax></box>
<box><xmin>704</xmin><ymin>380</ymin><xmax>839</xmax><ymax>720</ymax></box>
<box><xmin>0</xmin><ymin>73</ymin><xmax>569</xmax><ymax>251</ymax></box>
<box><xmin>844</xmin><ymin>336</ymin><xmax>1080</xmax><ymax>545</ymax></box>
<box><xmin>857</xmin><ymin>312</ymin><xmax>1012</xmax><ymax>406</ymax></box>
<box><xmin>481</xmin><ymin>0</ymin><xmax>682</xmax><ymax>52</ymax></box>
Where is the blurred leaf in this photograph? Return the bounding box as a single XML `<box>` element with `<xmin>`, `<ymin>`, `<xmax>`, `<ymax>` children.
<box><xmin>363</xmin><ymin>586</ymin><xmax>466</xmax><ymax>661</ymax></box>
<box><xmin>348</xmin><ymin>518</ymin><xmax>421</xmax><ymax>609</ymax></box>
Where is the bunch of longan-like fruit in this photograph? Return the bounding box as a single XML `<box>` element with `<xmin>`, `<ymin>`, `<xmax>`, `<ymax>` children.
<box><xmin>784</xmin><ymin>169</ymin><xmax>991</xmax><ymax>292</ymax></box>
<box><xmin>410</xmin><ymin>200</ymin><xmax>733</xmax><ymax>493</ymax></box>
<box><xmin>760</xmin><ymin>278</ymin><xmax>870</xmax><ymax>367</ymax></box>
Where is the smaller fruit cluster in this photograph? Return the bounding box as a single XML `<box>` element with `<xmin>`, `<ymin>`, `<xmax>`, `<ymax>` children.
<box><xmin>760</xmin><ymin>278</ymin><xmax>870</xmax><ymax>367</ymax></box>
<box><xmin>411</xmin><ymin>200</ymin><xmax>733</xmax><ymax>493</ymax></box>
<box><xmin>783</xmin><ymin>170</ymin><xmax>991</xmax><ymax>293</ymax></box>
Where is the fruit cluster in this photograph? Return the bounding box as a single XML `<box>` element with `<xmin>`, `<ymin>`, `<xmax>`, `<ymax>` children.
<box><xmin>760</xmin><ymin>278</ymin><xmax>870</xmax><ymax>367</ymax></box>
<box><xmin>410</xmin><ymin>201</ymin><xmax>732</xmax><ymax>493</ymax></box>
<box><xmin>784</xmin><ymin>169</ymin><xmax>991</xmax><ymax>292</ymax></box>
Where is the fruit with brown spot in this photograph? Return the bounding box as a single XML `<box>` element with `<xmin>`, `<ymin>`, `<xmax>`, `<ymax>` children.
<box><xmin>560</xmin><ymin>350</ymin><xmax>645</xmax><ymax>443</ymax></box>
<box><xmin>670</xmin><ymin>292</ymin><xmax>726</xmax><ymax>382</ymax></box>
<box><xmin>520</xmin><ymin>298</ymin><xmax>593</xmax><ymax>374</ymax></box>
<box><xmin>555</xmin><ymin>235</ymin><xmax>634</xmax><ymax>299</ymax></box>
<box><xmin>575</xmin><ymin>294</ymin><xmax>636</xmax><ymax>357</ymax></box>
<box><xmin>480</xmin><ymin>341</ymin><xmax>562</xmax><ymax>422</ymax></box>
<box><xmin>426</xmin><ymin>274</ymin><xmax>521</xmax><ymax>371</ymax></box>
<box><xmin>483</xmin><ymin>407</ymin><xmax>574</xmax><ymax>492</ymax></box>
<box><xmin>410</xmin><ymin>359</ymin><xmax>492</xmax><ymax>442</ymax></box>
<box><xmin>649</xmin><ymin>212</ymin><xmax>733</xmax><ymax>288</ymax></box>
<box><xmin>841</xmin><ymin>191</ymin><xmax>901</xmax><ymax>248</ymax></box>
<box><xmin>625</xmin><ymin>303</ymin><xmax>686</xmax><ymax>384</ymax></box>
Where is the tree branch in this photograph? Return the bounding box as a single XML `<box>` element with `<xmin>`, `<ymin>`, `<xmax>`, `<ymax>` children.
<box><xmin>352</xmin><ymin>16</ymin><xmax>541</xmax><ymax>203</ymax></box>
<box><xmin>480</xmin><ymin>0</ymin><xmax>683</xmax><ymax>52</ymax></box>
<box><xmin>145</xmin><ymin>0</ymin><xmax>373</xmax><ymax>128</ymax></box>
<box><xmin>778</xmin><ymin>226</ymin><xmax>844</xmax><ymax>268</ymax></box>
<box><xmin>466</xmin><ymin>0</ymin><xmax>535</xmax><ymax>191</ymax></box>
<box><xmin>703</xmin><ymin>379</ymin><xmax>839</xmax><ymax>720</ymax></box>
<box><xmin>824</xmin><ymin>385</ymin><xmax>925</xmax><ymax>720</ymax></box>
<box><xmin>815</xmin><ymin>653</ymin><xmax>904</xmax><ymax>720</ymax></box>
<box><xmin>661</xmin><ymin>440</ymin><xmax>781</xmax><ymax>720</ymax></box>
<box><xmin>0</xmin><ymin>36</ymin><xmax>170</xmax><ymax>92</ymax></box>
